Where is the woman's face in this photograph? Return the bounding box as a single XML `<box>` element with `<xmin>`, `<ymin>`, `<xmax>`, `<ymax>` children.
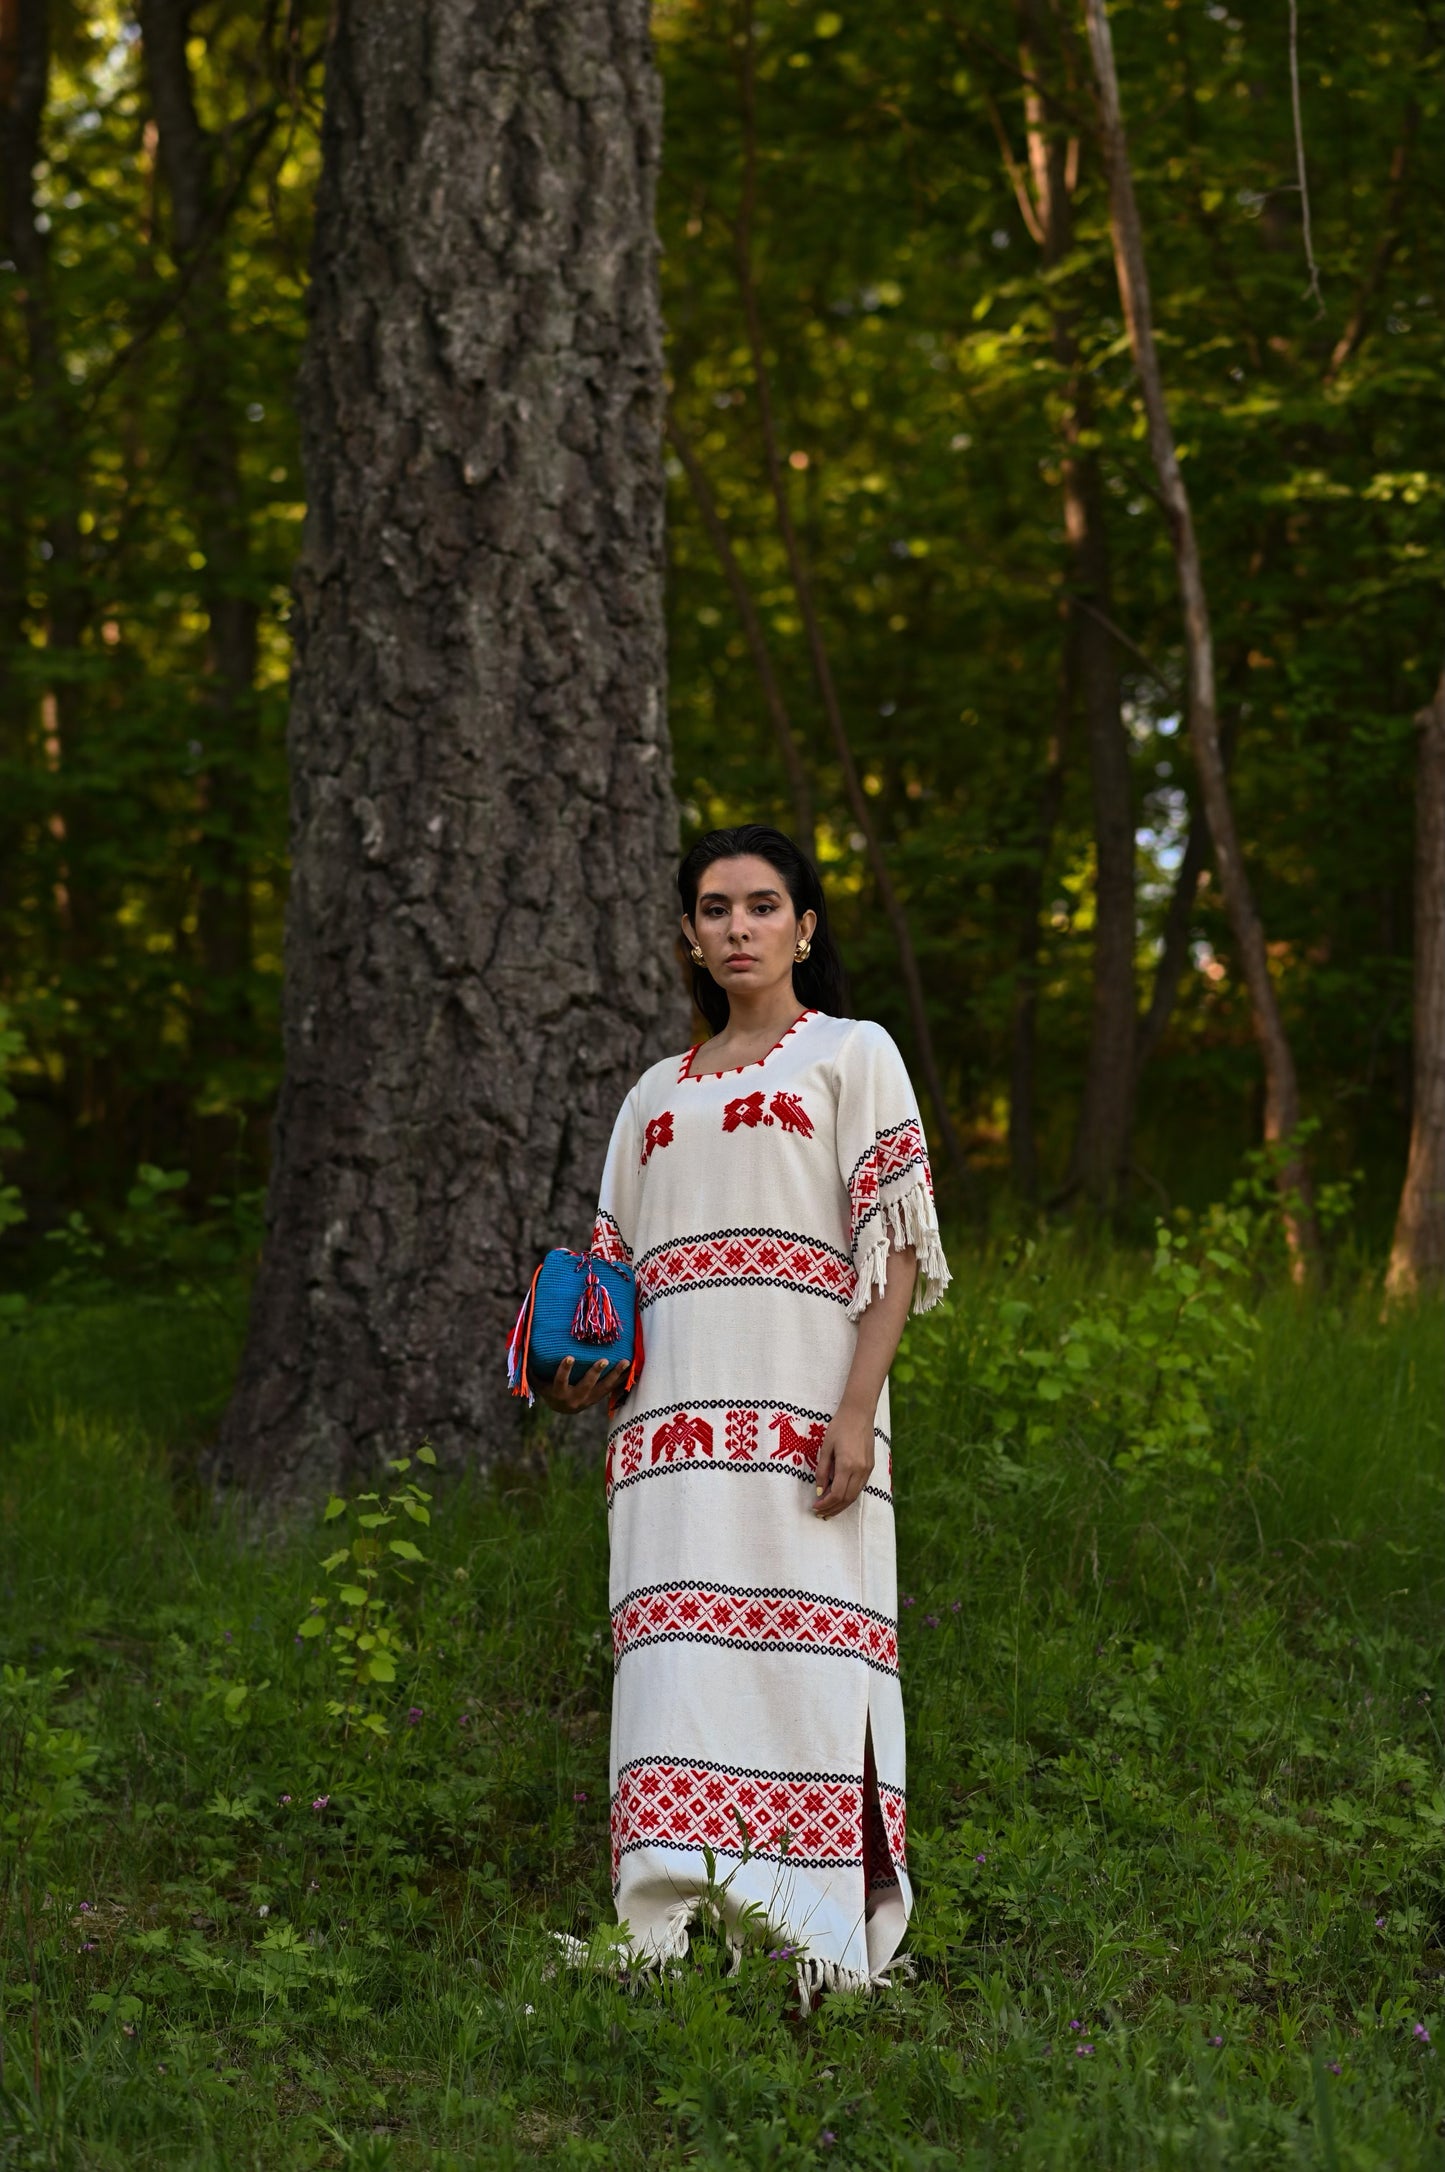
<box><xmin>682</xmin><ymin>855</ymin><xmax>817</xmax><ymax>1002</ymax></box>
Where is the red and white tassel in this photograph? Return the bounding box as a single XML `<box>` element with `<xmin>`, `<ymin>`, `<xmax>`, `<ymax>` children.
<box><xmin>572</xmin><ymin>1261</ymin><xmax>621</xmax><ymax>1345</ymax></box>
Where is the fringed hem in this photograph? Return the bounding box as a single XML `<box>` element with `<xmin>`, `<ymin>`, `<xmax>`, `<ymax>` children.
<box><xmin>848</xmin><ymin>1179</ymin><xmax>951</xmax><ymax>1321</ymax></box>
<box><xmin>553</xmin><ymin>1910</ymin><xmax>915</xmax><ymax>2017</ymax></box>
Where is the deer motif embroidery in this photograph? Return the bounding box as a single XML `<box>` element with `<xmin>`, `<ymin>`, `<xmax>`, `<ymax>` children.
<box><xmin>768</xmin><ymin>1411</ymin><xmax>829</xmax><ymax>1471</ymax></box>
<box><xmin>650</xmin><ymin>1412</ymin><xmax>715</xmax><ymax>1465</ymax></box>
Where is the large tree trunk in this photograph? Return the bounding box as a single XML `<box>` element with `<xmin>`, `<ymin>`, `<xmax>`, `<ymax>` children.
<box><xmin>1386</xmin><ymin>666</ymin><xmax>1445</xmax><ymax>1300</ymax></box>
<box><xmin>1085</xmin><ymin>0</ymin><xmax>1323</xmax><ymax>1278</ymax></box>
<box><xmin>212</xmin><ymin>0</ymin><xmax>680</xmax><ymax>1503</ymax></box>
<box><xmin>1015</xmin><ymin>0</ymin><xmax>1136</xmax><ymax>1207</ymax></box>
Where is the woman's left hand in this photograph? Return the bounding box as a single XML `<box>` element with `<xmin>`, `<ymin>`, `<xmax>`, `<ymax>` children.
<box><xmin>812</xmin><ymin>1406</ymin><xmax>875</xmax><ymax>1519</ymax></box>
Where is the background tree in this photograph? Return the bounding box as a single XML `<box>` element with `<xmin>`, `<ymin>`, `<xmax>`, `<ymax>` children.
<box><xmin>211</xmin><ymin>0</ymin><xmax>680</xmax><ymax>1499</ymax></box>
<box><xmin>0</xmin><ymin>0</ymin><xmax>1439</xmax><ymax>1278</ymax></box>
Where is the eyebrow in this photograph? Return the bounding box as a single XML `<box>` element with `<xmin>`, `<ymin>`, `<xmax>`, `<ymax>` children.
<box><xmin>697</xmin><ymin>887</ymin><xmax>784</xmax><ymax>905</ymax></box>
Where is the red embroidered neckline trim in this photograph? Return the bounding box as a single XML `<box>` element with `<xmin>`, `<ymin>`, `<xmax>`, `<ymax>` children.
<box><xmin>678</xmin><ymin>1009</ymin><xmax>816</xmax><ymax>1084</ymax></box>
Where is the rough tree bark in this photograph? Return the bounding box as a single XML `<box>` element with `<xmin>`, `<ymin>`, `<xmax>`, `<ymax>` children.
<box><xmin>213</xmin><ymin>0</ymin><xmax>681</xmax><ymax>1502</ymax></box>
<box><xmin>1085</xmin><ymin>0</ymin><xmax>1323</xmax><ymax>1277</ymax></box>
<box><xmin>1015</xmin><ymin>0</ymin><xmax>1137</xmax><ymax>1208</ymax></box>
<box><xmin>1006</xmin><ymin>610</ymin><xmax>1075</xmax><ymax>1201</ymax></box>
<box><xmin>1385</xmin><ymin>666</ymin><xmax>1445</xmax><ymax>1300</ymax></box>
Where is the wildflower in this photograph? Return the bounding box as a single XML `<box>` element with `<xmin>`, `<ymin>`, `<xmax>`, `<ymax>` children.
<box><xmin>458</xmin><ymin>1714</ymin><xmax>472</xmax><ymax>1727</ymax></box>
<box><xmin>1074</xmin><ymin>2044</ymin><xmax>1094</xmax><ymax>2057</ymax></box>
<box><xmin>1375</xmin><ymin>1915</ymin><xmax>1386</xmax><ymax>1928</ymax></box>
<box><xmin>294</xmin><ymin>1635</ymin><xmax>303</xmax><ymax>1646</ymax></box>
<box><xmin>258</xmin><ymin>1905</ymin><xmax>270</xmax><ymax>1919</ymax></box>
<box><xmin>1413</xmin><ymin>2023</ymin><xmax>1431</xmax><ymax>2045</ymax></box>
<box><xmin>224</xmin><ymin>1630</ymin><xmax>233</xmax><ymax>1643</ymax></box>
<box><xmin>123</xmin><ymin>2024</ymin><xmax>136</xmax><ymax>2038</ymax></box>
<box><xmin>974</xmin><ymin>1853</ymin><xmax>987</xmax><ymax>1865</ymax></box>
<box><xmin>1043</xmin><ymin>2042</ymin><xmax>1052</xmax><ymax>2054</ymax></box>
<box><xmin>80</xmin><ymin>1941</ymin><xmax>97</xmax><ymax>1953</ymax></box>
<box><xmin>1207</xmin><ymin>2035</ymin><xmax>1224</xmax><ymax>2048</ymax></box>
<box><xmin>820</xmin><ymin>2134</ymin><xmax>837</xmax><ymax>2148</ymax></box>
<box><xmin>573</xmin><ymin>1790</ymin><xmax>588</xmax><ymax>1803</ymax></box>
<box><xmin>1069</xmin><ymin>2019</ymin><xmax>1083</xmax><ymax>2031</ymax></box>
<box><xmin>79</xmin><ymin>1902</ymin><xmax>93</xmax><ymax>1914</ymax></box>
<box><xmin>1327</xmin><ymin>2060</ymin><xmax>1341</xmax><ymax>2075</ymax></box>
<box><xmin>951</xmin><ymin>1601</ymin><xmax>962</xmax><ymax>1613</ymax></box>
<box><xmin>901</xmin><ymin>1594</ymin><xmax>916</xmax><ymax>1608</ymax></box>
<box><xmin>279</xmin><ymin>1794</ymin><xmax>292</xmax><ymax>1806</ymax></box>
<box><xmin>523</xmin><ymin>2003</ymin><xmax>536</xmax><ymax>2017</ymax></box>
<box><xmin>923</xmin><ymin>1614</ymin><xmax>940</xmax><ymax>1628</ymax></box>
<box><xmin>311</xmin><ymin>1794</ymin><xmax>331</xmax><ymax>1812</ymax></box>
<box><xmin>309</xmin><ymin>1880</ymin><xmax>320</xmax><ymax>1892</ymax></box>
<box><xmin>406</xmin><ymin>1705</ymin><xmax>423</xmax><ymax>1726</ymax></box>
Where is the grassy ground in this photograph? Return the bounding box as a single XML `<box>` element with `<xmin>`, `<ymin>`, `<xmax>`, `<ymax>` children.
<box><xmin>1</xmin><ymin>1233</ymin><xmax>1442</xmax><ymax>2170</ymax></box>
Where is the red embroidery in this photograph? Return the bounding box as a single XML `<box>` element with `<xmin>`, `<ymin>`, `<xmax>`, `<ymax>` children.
<box><xmin>589</xmin><ymin>1210</ymin><xmax>632</xmax><ymax>1265</ymax></box>
<box><xmin>640</xmin><ymin>1111</ymin><xmax>674</xmax><ymax>1166</ymax></box>
<box><xmin>847</xmin><ymin>1119</ymin><xmax>933</xmax><ymax>1245</ymax></box>
<box><xmin>649</xmin><ymin>1412</ymin><xmax>714</xmax><ymax>1465</ymax></box>
<box><xmin>877</xmin><ymin>1782</ymin><xmax>908</xmax><ymax>1870</ymax></box>
<box><xmin>722</xmin><ymin>1091</ymin><xmax>766</xmax><ymax>1132</ymax></box>
<box><xmin>614</xmin><ymin>1422</ymin><xmax>645</xmax><ymax>1484</ymax></box>
<box><xmin>768</xmin><ymin>1092</ymin><xmax>813</xmax><ymax>1137</ymax></box>
<box><xmin>637</xmin><ymin>1229</ymin><xmax>855</xmax><ymax>1309</ymax></box>
<box><xmin>611</xmin><ymin>1756</ymin><xmax>870</xmax><ymax>1883</ymax></box>
<box><xmin>612</xmin><ymin>1582</ymin><xmax>897</xmax><ymax>1674</ymax></box>
<box><xmin>725</xmin><ymin>1408</ymin><xmax>760</xmax><ymax>1461</ymax></box>
<box><xmin>769</xmin><ymin>1411</ymin><xmax>828</xmax><ymax>1471</ymax></box>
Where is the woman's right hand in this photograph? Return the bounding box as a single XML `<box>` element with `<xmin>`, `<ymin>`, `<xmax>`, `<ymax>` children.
<box><xmin>535</xmin><ymin>1356</ymin><xmax>628</xmax><ymax>1414</ymax></box>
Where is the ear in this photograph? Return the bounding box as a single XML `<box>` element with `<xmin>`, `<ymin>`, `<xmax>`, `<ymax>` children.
<box><xmin>680</xmin><ymin>914</ymin><xmax>698</xmax><ymax>948</ymax></box>
<box><xmin>798</xmin><ymin>908</ymin><xmax>818</xmax><ymax>943</ymax></box>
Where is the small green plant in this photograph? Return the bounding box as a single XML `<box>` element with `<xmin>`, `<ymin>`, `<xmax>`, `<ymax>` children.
<box><xmin>0</xmin><ymin>1666</ymin><xmax>99</xmax><ymax>1893</ymax></box>
<box><xmin>296</xmin><ymin>1449</ymin><xmax>438</xmax><ymax>1739</ymax></box>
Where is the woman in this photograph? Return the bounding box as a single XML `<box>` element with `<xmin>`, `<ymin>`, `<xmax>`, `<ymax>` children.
<box><xmin>543</xmin><ymin>825</ymin><xmax>949</xmax><ymax>1994</ymax></box>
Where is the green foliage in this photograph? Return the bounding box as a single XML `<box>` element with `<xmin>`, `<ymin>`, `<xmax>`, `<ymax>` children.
<box><xmin>0</xmin><ymin>1252</ymin><xmax>1441</xmax><ymax>2165</ymax></box>
<box><xmin>299</xmin><ymin>1452</ymin><xmax>439</xmax><ymax>1733</ymax></box>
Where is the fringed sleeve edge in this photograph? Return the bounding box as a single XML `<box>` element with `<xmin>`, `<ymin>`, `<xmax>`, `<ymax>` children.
<box><xmin>847</xmin><ymin>1176</ymin><xmax>951</xmax><ymax>1321</ymax></box>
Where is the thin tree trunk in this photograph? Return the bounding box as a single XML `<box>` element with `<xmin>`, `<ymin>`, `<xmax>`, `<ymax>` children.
<box><xmin>1008</xmin><ymin>608</ymin><xmax>1076</xmax><ymax>1199</ymax></box>
<box><xmin>1016</xmin><ymin>0</ymin><xmax>1135</xmax><ymax>1207</ymax></box>
<box><xmin>731</xmin><ymin>0</ymin><xmax>969</xmax><ymax>1185</ymax></box>
<box><xmin>1084</xmin><ymin>0</ymin><xmax>1323</xmax><ymax>1278</ymax></box>
<box><xmin>139</xmin><ymin>0</ymin><xmax>261</xmax><ymax>1123</ymax></box>
<box><xmin>213</xmin><ymin>0</ymin><xmax>680</xmax><ymax>1502</ymax></box>
<box><xmin>1325</xmin><ymin>101</ymin><xmax>1418</xmax><ymax>386</ymax></box>
<box><xmin>1385</xmin><ymin>666</ymin><xmax>1445</xmax><ymax>1300</ymax></box>
<box><xmin>665</xmin><ymin>409</ymin><xmax>815</xmax><ymax>857</ymax></box>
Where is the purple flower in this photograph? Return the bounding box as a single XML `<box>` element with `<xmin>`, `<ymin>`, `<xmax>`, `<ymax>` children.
<box><xmin>80</xmin><ymin>1941</ymin><xmax>97</xmax><ymax>1953</ymax></box>
<box><xmin>820</xmin><ymin>2134</ymin><xmax>837</xmax><ymax>2148</ymax></box>
<box><xmin>1069</xmin><ymin>2019</ymin><xmax>1083</xmax><ymax>2032</ymax></box>
<box><xmin>901</xmin><ymin>1594</ymin><xmax>915</xmax><ymax>1608</ymax></box>
<box><xmin>573</xmin><ymin>1790</ymin><xmax>588</xmax><ymax>1804</ymax></box>
<box><xmin>278</xmin><ymin>1794</ymin><xmax>292</xmax><ymax>1805</ymax></box>
<box><xmin>1375</xmin><ymin>1915</ymin><xmax>1386</xmax><ymax>1928</ymax></box>
<box><xmin>923</xmin><ymin>1614</ymin><xmax>940</xmax><ymax>1629</ymax></box>
<box><xmin>224</xmin><ymin>1630</ymin><xmax>233</xmax><ymax>1643</ymax></box>
<box><xmin>458</xmin><ymin>1713</ymin><xmax>471</xmax><ymax>1727</ymax></box>
<box><xmin>951</xmin><ymin>1601</ymin><xmax>962</xmax><ymax>1613</ymax></box>
<box><xmin>311</xmin><ymin>1794</ymin><xmax>330</xmax><ymax>1812</ymax></box>
<box><xmin>406</xmin><ymin>1706</ymin><xmax>423</xmax><ymax>1726</ymax></box>
<box><xmin>1208</xmin><ymin>2035</ymin><xmax>1224</xmax><ymax>2048</ymax></box>
<box><xmin>1074</xmin><ymin>2044</ymin><xmax>1094</xmax><ymax>2057</ymax></box>
<box><xmin>974</xmin><ymin>1853</ymin><xmax>987</xmax><ymax>1864</ymax></box>
<box><xmin>79</xmin><ymin>1902</ymin><xmax>92</xmax><ymax>1914</ymax></box>
<box><xmin>1413</xmin><ymin>2023</ymin><xmax>1431</xmax><ymax>2045</ymax></box>
<box><xmin>1327</xmin><ymin>2060</ymin><xmax>1341</xmax><ymax>2075</ymax></box>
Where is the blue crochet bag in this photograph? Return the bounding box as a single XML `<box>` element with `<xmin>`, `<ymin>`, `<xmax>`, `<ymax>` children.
<box><xmin>506</xmin><ymin>1248</ymin><xmax>642</xmax><ymax>1405</ymax></box>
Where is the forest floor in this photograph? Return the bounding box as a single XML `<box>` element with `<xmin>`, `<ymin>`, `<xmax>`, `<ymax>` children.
<box><xmin>1</xmin><ymin>1230</ymin><xmax>1442</xmax><ymax>2170</ymax></box>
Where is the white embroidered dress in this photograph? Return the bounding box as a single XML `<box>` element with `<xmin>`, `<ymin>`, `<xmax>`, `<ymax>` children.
<box><xmin>589</xmin><ymin>1008</ymin><xmax>949</xmax><ymax>1983</ymax></box>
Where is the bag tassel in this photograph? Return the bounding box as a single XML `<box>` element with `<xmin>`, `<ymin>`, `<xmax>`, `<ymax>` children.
<box><xmin>506</xmin><ymin>1261</ymin><xmax>545</xmax><ymax>1404</ymax></box>
<box><xmin>572</xmin><ymin>1259</ymin><xmax>622</xmax><ymax>1345</ymax></box>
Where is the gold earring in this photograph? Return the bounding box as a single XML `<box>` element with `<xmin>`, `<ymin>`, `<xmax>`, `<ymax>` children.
<box><xmin>690</xmin><ymin>944</ymin><xmax>705</xmax><ymax>965</ymax></box>
<box><xmin>794</xmin><ymin>938</ymin><xmax>812</xmax><ymax>963</ymax></box>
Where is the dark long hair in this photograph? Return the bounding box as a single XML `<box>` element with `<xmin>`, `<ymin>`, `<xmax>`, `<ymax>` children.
<box><xmin>677</xmin><ymin>825</ymin><xmax>849</xmax><ymax>1033</ymax></box>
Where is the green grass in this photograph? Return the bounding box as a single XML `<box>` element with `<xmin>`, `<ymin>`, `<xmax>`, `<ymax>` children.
<box><xmin>1</xmin><ymin>1244</ymin><xmax>1442</xmax><ymax>2170</ymax></box>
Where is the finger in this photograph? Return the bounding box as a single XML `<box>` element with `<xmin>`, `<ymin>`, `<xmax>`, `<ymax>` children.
<box><xmin>552</xmin><ymin>1356</ymin><xmax>574</xmax><ymax>1391</ymax></box>
<box><xmin>812</xmin><ymin>1442</ymin><xmax>835</xmax><ymax>1503</ymax></box>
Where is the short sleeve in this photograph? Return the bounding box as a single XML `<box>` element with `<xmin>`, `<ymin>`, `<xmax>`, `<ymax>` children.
<box><xmin>590</xmin><ymin>1089</ymin><xmax>642</xmax><ymax>1263</ymax></box>
<box><xmin>834</xmin><ymin>1021</ymin><xmax>951</xmax><ymax>1320</ymax></box>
